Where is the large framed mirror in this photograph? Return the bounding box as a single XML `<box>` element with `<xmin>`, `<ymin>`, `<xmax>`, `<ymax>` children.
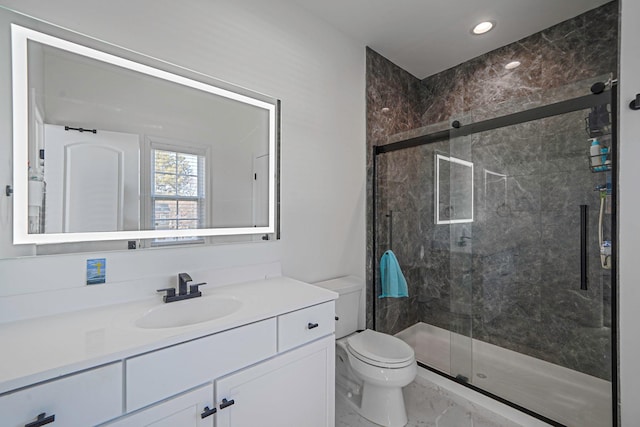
<box><xmin>11</xmin><ymin>23</ymin><xmax>279</xmax><ymax>245</ymax></box>
<box><xmin>435</xmin><ymin>154</ymin><xmax>474</xmax><ymax>224</ymax></box>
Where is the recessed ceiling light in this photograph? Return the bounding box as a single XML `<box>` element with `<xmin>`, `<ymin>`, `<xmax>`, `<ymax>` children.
<box><xmin>472</xmin><ymin>21</ymin><xmax>494</xmax><ymax>35</ymax></box>
<box><xmin>505</xmin><ymin>61</ymin><xmax>521</xmax><ymax>70</ymax></box>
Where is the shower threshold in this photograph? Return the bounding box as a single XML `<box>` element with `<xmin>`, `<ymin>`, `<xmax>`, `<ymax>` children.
<box><xmin>395</xmin><ymin>322</ymin><xmax>611</xmax><ymax>427</ymax></box>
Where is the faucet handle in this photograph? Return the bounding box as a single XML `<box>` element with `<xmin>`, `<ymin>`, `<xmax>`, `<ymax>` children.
<box><xmin>189</xmin><ymin>282</ymin><xmax>207</xmax><ymax>296</ymax></box>
<box><xmin>157</xmin><ymin>287</ymin><xmax>176</xmax><ymax>298</ymax></box>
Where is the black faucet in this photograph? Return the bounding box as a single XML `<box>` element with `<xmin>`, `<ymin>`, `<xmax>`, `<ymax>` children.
<box><xmin>157</xmin><ymin>273</ymin><xmax>207</xmax><ymax>303</ymax></box>
<box><xmin>178</xmin><ymin>272</ymin><xmax>192</xmax><ymax>296</ymax></box>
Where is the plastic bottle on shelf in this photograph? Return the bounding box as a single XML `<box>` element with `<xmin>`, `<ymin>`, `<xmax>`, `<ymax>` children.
<box><xmin>590</xmin><ymin>138</ymin><xmax>602</xmax><ymax>168</ymax></box>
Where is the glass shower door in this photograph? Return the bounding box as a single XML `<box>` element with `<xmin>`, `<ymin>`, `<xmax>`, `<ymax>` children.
<box><xmin>445</xmin><ymin>104</ymin><xmax>614</xmax><ymax>427</ymax></box>
<box><xmin>442</xmin><ymin>123</ymin><xmax>475</xmax><ymax>385</ymax></box>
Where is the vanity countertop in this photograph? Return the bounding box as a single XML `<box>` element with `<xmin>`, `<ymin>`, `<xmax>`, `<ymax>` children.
<box><xmin>0</xmin><ymin>276</ymin><xmax>337</xmax><ymax>395</ymax></box>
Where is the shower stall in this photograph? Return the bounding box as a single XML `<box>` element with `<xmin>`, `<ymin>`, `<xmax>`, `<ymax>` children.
<box><xmin>366</xmin><ymin>4</ymin><xmax>618</xmax><ymax>426</ymax></box>
<box><xmin>370</xmin><ymin>77</ymin><xmax>617</xmax><ymax>427</ymax></box>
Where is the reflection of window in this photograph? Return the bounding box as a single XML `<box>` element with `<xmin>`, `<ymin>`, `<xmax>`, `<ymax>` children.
<box><xmin>151</xmin><ymin>148</ymin><xmax>205</xmax><ymax>238</ymax></box>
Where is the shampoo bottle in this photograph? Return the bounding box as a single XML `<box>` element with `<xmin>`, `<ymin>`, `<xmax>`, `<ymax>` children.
<box><xmin>590</xmin><ymin>138</ymin><xmax>602</xmax><ymax>167</ymax></box>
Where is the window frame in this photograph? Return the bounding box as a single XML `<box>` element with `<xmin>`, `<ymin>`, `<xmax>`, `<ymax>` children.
<box><xmin>143</xmin><ymin>137</ymin><xmax>211</xmax><ymax>246</ymax></box>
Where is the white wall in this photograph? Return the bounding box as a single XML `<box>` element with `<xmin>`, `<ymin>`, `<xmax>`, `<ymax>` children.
<box><xmin>0</xmin><ymin>0</ymin><xmax>366</xmax><ymax>296</ymax></box>
<box><xmin>619</xmin><ymin>0</ymin><xmax>640</xmax><ymax>424</ymax></box>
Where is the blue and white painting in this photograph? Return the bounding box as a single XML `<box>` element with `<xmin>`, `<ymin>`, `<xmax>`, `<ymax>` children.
<box><xmin>87</xmin><ymin>258</ymin><xmax>106</xmax><ymax>285</ymax></box>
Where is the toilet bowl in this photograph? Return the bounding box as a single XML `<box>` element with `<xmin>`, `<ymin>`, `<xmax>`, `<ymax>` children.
<box><xmin>339</xmin><ymin>329</ymin><xmax>416</xmax><ymax>426</ymax></box>
<box><xmin>313</xmin><ymin>276</ymin><xmax>417</xmax><ymax>427</ymax></box>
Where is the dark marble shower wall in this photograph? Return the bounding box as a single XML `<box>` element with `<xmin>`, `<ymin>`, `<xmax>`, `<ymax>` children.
<box><xmin>367</xmin><ymin>2</ymin><xmax>618</xmax><ymax>380</ymax></box>
<box><xmin>366</xmin><ymin>44</ymin><xmax>425</xmax><ymax>333</ymax></box>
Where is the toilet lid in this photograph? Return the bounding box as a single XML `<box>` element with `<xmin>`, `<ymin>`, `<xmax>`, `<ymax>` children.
<box><xmin>346</xmin><ymin>329</ymin><xmax>414</xmax><ymax>365</ymax></box>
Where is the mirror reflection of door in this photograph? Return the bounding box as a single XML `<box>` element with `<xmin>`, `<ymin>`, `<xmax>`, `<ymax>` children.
<box><xmin>43</xmin><ymin>124</ymin><xmax>140</xmax><ymax>233</ymax></box>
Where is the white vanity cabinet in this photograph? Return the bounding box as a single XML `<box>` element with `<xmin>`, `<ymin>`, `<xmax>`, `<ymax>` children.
<box><xmin>0</xmin><ymin>278</ymin><xmax>337</xmax><ymax>427</ymax></box>
<box><xmin>0</xmin><ymin>363</ymin><xmax>123</xmax><ymax>427</ymax></box>
<box><xmin>105</xmin><ymin>335</ymin><xmax>334</xmax><ymax>427</ymax></box>
<box><xmin>103</xmin><ymin>301</ymin><xmax>335</xmax><ymax>427</ymax></box>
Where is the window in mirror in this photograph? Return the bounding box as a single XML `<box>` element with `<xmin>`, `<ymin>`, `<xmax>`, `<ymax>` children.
<box><xmin>151</xmin><ymin>146</ymin><xmax>206</xmax><ymax>245</ymax></box>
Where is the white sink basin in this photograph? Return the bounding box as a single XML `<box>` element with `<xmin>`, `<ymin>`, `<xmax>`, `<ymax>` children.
<box><xmin>135</xmin><ymin>295</ymin><xmax>242</xmax><ymax>329</ymax></box>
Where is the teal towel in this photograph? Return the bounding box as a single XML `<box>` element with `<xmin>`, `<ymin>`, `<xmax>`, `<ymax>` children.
<box><xmin>379</xmin><ymin>250</ymin><xmax>408</xmax><ymax>298</ymax></box>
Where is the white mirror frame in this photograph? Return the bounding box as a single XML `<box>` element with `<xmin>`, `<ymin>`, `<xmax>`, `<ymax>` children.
<box><xmin>434</xmin><ymin>154</ymin><xmax>474</xmax><ymax>225</ymax></box>
<box><xmin>12</xmin><ymin>24</ymin><xmax>276</xmax><ymax>244</ymax></box>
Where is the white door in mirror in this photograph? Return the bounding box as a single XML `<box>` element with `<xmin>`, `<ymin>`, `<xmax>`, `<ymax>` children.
<box><xmin>43</xmin><ymin>124</ymin><xmax>140</xmax><ymax>233</ymax></box>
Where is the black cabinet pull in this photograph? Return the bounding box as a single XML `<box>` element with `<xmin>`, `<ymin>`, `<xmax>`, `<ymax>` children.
<box><xmin>308</xmin><ymin>322</ymin><xmax>319</xmax><ymax>329</ymax></box>
<box><xmin>25</xmin><ymin>413</ymin><xmax>55</xmax><ymax>427</ymax></box>
<box><xmin>200</xmin><ymin>406</ymin><xmax>217</xmax><ymax>419</ymax></box>
<box><xmin>220</xmin><ymin>398</ymin><xmax>235</xmax><ymax>409</ymax></box>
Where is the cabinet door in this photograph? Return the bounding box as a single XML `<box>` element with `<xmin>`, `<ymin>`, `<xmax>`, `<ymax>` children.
<box><xmin>215</xmin><ymin>335</ymin><xmax>335</xmax><ymax>427</ymax></box>
<box><xmin>100</xmin><ymin>385</ymin><xmax>213</xmax><ymax>427</ymax></box>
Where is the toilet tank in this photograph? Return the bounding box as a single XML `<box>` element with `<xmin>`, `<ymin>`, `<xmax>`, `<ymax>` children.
<box><xmin>313</xmin><ymin>276</ymin><xmax>363</xmax><ymax>339</ymax></box>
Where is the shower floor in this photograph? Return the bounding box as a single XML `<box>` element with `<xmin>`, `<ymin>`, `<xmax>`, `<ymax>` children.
<box><xmin>396</xmin><ymin>322</ymin><xmax>612</xmax><ymax>427</ymax></box>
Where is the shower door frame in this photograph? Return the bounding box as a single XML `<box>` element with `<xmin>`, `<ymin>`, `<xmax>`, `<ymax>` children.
<box><xmin>370</xmin><ymin>85</ymin><xmax>618</xmax><ymax>427</ymax></box>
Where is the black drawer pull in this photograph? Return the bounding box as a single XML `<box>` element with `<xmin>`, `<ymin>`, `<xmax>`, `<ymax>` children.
<box><xmin>201</xmin><ymin>406</ymin><xmax>217</xmax><ymax>419</ymax></box>
<box><xmin>25</xmin><ymin>413</ymin><xmax>55</xmax><ymax>427</ymax></box>
<box><xmin>220</xmin><ymin>398</ymin><xmax>235</xmax><ymax>410</ymax></box>
<box><xmin>308</xmin><ymin>322</ymin><xmax>319</xmax><ymax>329</ymax></box>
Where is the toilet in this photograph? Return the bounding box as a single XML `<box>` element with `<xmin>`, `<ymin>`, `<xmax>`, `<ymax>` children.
<box><xmin>314</xmin><ymin>276</ymin><xmax>417</xmax><ymax>427</ymax></box>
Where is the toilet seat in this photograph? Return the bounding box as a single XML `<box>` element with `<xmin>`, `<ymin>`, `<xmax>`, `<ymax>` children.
<box><xmin>346</xmin><ymin>329</ymin><xmax>415</xmax><ymax>369</ymax></box>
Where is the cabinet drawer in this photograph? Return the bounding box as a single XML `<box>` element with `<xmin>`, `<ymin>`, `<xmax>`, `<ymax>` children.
<box><xmin>0</xmin><ymin>363</ymin><xmax>123</xmax><ymax>427</ymax></box>
<box><xmin>126</xmin><ymin>318</ymin><xmax>276</xmax><ymax>412</ymax></box>
<box><xmin>278</xmin><ymin>301</ymin><xmax>335</xmax><ymax>352</ymax></box>
<box><xmin>101</xmin><ymin>384</ymin><xmax>213</xmax><ymax>427</ymax></box>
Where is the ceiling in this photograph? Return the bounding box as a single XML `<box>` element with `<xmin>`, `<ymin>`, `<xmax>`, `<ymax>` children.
<box><xmin>289</xmin><ymin>0</ymin><xmax>612</xmax><ymax>79</ymax></box>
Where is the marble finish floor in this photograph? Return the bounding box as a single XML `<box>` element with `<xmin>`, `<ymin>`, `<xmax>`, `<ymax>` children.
<box><xmin>336</xmin><ymin>374</ymin><xmax>522</xmax><ymax>427</ymax></box>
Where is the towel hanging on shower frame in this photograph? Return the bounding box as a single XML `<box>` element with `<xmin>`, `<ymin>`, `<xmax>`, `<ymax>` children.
<box><xmin>379</xmin><ymin>249</ymin><xmax>408</xmax><ymax>298</ymax></box>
